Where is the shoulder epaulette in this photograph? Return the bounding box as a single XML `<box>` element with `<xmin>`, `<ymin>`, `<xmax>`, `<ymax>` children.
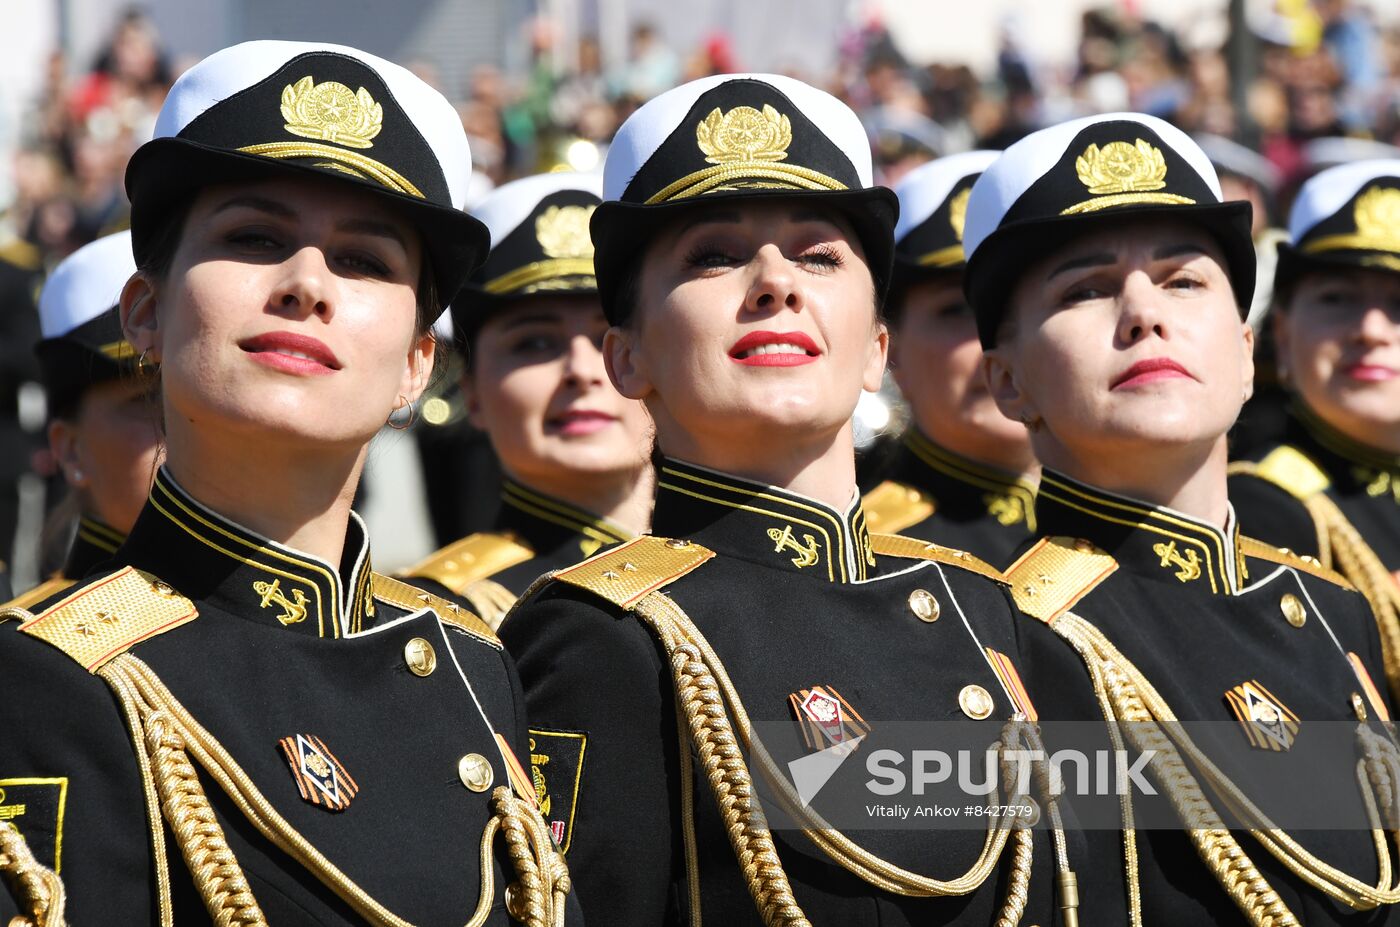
<box><xmin>0</xmin><ymin>238</ymin><xmax>40</xmax><ymax>271</ymax></box>
<box><xmin>370</xmin><ymin>573</ymin><xmax>500</xmax><ymax>647</ymax></box>
<box><xmin>1238</xmin><ymin>535</ymin><xmax>1354</xmax><ymax>590</ymax></box>
<box><xmin>862</xmin><ymin>481</ymin><xmax>936</xmax><ymax>535</ymax></box>
<box><xmin>16</xmin><ymin>567</ymin><xmax>197</xmax><ymax>673</ymax></box>
<box><xmin>1005</xmin><ymin>536</ymin><xmax>1118</xmax><ymax>622</ymax></box>
<box><xmin>2</xmin><ymin>576</ymin><xmax>76</xmax><ymax>614</ymax></box>
<box><xmin>400</xmin><ymin>532</ymin><xmax>535</xmax><ymax>595</ymax></box>
<box><xmin>870</xmin><ymin>533</ymin><xmax>1007</xmax><ymax>585</ymax></box>
<box><xmin>1230</xmin><ymin>446</ymin><xmax>1332</xmax><ymax>500</ymax></box>
<box><xmin>550</xmin><ymin>536</ymin><xmax>714</xmax><ymax>609</ymax></box>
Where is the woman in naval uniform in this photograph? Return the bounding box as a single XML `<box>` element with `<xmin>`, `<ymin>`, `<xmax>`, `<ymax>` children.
<box><xmin>968</xmin><ymin>112</ymin><xmax>1400</xmax><ymax>925</ymax></box>
<box><xmin>0</xmin><ymin>41</ymin><xmax>574</xmax><ymax>926</ymax></box>
<box><xmin>6</xmin><ymin>231</ymin><xmax>160</xmax><ymax>611</ymax></box>
<box><xmin>500</xmin><ymin>74</ymin><xmax>1081</xmax><ymax>927</ymax></box>
<box><xmin>862</xmin><ymin>151</ymin><xmax>1038</xmax><ymax>565</ymax></box>
<box><xmin>1228</xmin><ymin>160</ymin><xmax>1400</xmax><ymax>698</ymax></box>
<box><xmin>402</xmin><ymin>172</ymin><xmax>653</xmax><ymax>627</ymax></box>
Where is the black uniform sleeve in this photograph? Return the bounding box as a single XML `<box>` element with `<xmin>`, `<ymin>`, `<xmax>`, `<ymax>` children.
<box><xmin>0</xmin><ymin>624</ymin><xmax>159</xmax><ymax>920</ymax></box>
<box><xmin>499</xmin><ymin>584</ymin><xmax>682</xmax><ymax>927</ymax></box>
<box><xmin>1229</xmin><ymin>472</ymin><xmax>1323</xmax><ymax>559</ymax></box>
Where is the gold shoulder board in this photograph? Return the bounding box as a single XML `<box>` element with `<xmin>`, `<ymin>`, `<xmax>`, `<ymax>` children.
<box><xmin>2</xmin><ymin>576</ymin><xmax>76</xmax><ymax>614</ymax></box>
<box><xmin>1005</xmin><ymin>536</ymin><xmax>1118</xmax><ymax>622</ymax></box>
<box><xmin>370</xmin><ymin>573</ymin><xmax>500</xmax><ymax>647</ymax></box>
<box><xmin>550</xmin><ymin>536</ymin><xmax>715</xmax><ymax>609</ymax></box>
<box><xmin>400</xmin><ymin>532</ymin><xmax>536</xmax><ymax>595</ymax></box>
<box><xmin>862</xmin><ymin>481</ymin><xmax>936</xmax><ymax>535</ymax></box>
<box><xmin>870</xmin><ymin>533</ymin><xmax>1007</xmax><ymax>585</ymax></box>
<box><xmin>1231</xmin><ymin>446</ymin><xmax>1332</xmax><ymax>500</ymax></box>
<box><xmin>1238</xmin><ymin>535</ymin><xmax>1354</xmax><ymax>590</ymax></box>
<box><xmin>17</xmin><ymin>567</ymin><xmax>197</xmax><ymax>673</ymax></box>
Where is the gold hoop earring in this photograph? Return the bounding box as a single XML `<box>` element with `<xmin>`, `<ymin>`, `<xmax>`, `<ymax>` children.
<box><xmin>387</xmin><ymin>396</ymin><xmax>416</xmax><ymax>431</ymax></box>
<box><xmin>136</xmin><ymin>350</ymin><xmax>158</xmax><ymax>374</ymax></box>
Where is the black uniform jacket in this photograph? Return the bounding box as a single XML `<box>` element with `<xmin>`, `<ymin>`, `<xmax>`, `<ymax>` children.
<box><xmin>1230</xmin><ymin>405</ymin><xmax>1400</xmax><ymax>574</ymax></box>
<box><xmin>0</xmin><ymin>467</ymin><xmax>578</xmax><ymax>925</ymax></box>
<box><xmin>1012</xmin><ymin>469</ymin><xmax>1398</xmax><ymax>926</ymax></box>
<box><xmin>501</xmin><ymin>457</ymin><xmax>1070</xmax><ymax>927</ymax></box>
<box><xmin>403</xmin><ymin>477</ymin><xmax>633</xmax><ymax>627</ymax></box>
<box><xmin>4</xmin><ymin>515</ymin><xmax>127</xmax><ymax>611</ymax></box>
<box><xmin>862</xmin><ymin>430</ymin><xmax>1037</xmax><ymax>567</ymax></box>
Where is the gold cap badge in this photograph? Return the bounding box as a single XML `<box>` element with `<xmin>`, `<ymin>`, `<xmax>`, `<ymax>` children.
<box><xmin>1302</xmin><ymin>185</ymin><xmax>1400</xmax><ymax>259</ymax></box>
<box><xmin>697</xmin><ymin>104</ymin><xmax>792</xmax><ymax>164</ymax></box>
<box><xmin>281</xmin><ymin>76</ymin><xmax>383</xmax><ymax>149</ymax></box>
<box><xmin>535</xmin><ymin>204</ymin><xmax>597</xmax><ymax>260</ymax></box>
<box><xmin>948</xmin><ymin>187</ymin><xmax>972</xmax><ymax>241</ymax></box>
<box><xmin>1061</xmin><ymin>137</ymin><xmax>1195</xmax><ymax>215</ymax></box>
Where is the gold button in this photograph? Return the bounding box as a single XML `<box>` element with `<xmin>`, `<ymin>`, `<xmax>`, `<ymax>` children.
<box><xmin>1352</xmin><ymin>692</ymin><xmax>1368</xmax><ymax>723</ymax></box>
<box><xmin>404</xmin><ymin>637</ymin><xmax>437</xmax><ymax>677</ymax></box>
<box><xmin>1280</xmin><ymin>594</ymin><xmax>1306</xmax><ymax>628</ymax></box>
<box><xmin>458</xmin><ymin>753</ymin><xmax>494</xmax><ymax>792</ymax></box>
<box><xmin>665</xmin><ymin>538</ymin><xmax>692</xmax><ymax>549</ymax></box>
<box><xmin>151</xmin><ymin>580</ymin><xmax>176</xmax><ymax>597</ymax></box>
<box><xmin>908</xmin><ymin>589</ymin><xmax>940</xmax><ymax>622</ymax></box>
<box><xmin>959</xmin><ymin>684</ymin><xmax>995</xmax><ymax>720</ymax></box>
<box><xmin>1073</xmin><ymin>539</ymin><xmax>1094</xmax><ymax>553</ymax></box>
<box><xmin>505</xmin><ymin>884</ymin><xmax>527</xmax><ymax>920</ymax></box>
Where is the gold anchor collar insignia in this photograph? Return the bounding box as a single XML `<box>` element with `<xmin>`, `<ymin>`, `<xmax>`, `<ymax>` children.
<box><xmin>136</xmin><ymin>467</ymin><xmax>378</xmax><ymax>638</ymax></box>
<box><xmin>653</xmin><ymin>458</ymin><xmax>875</xmax><ymax>583</ymax></box>
<box><xmin>1034</xmin><ymin>470</ymin><xmax>1244</xmax><ymax>595</ymax></box>
<box><xmin>1062</xmin><ymin>138</ymin><xmax>1196</xmax><ymax>215</ymax></box>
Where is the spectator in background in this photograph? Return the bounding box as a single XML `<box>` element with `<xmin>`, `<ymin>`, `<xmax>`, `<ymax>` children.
<box><xmin>611</xmin><ymin>22</ymin><xmax>680</xmax><ymax>101</ymax></box>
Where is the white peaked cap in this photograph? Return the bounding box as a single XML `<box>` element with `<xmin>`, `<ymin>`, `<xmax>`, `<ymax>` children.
<box><xmin>893</xmin><ymin>150</ymin><xmax>1000</xmax><ymax>245</ymax></box>
<box><xmin>39</xmin><ymin>231</ymin><xmax>135</xmax><ymax>340</ymax></box>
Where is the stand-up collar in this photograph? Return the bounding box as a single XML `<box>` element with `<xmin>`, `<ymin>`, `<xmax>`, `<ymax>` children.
<box><xmin>1036</xmin><ymin>469</ymin><xmax>1247</xmax><ymax>594</ymax></box>
<box><xmin>119</xmin><ymin>467</ymin><xmax>377</xmax><ymax>637</ymax></box>
<box><xmin>899</xmin><ymin>430</ymin><xmax>1038</xmax><ymax>531</ymax></box>
<box><xmin>653</xmin><ymin>458</ymin><xmax>875</xmax><ymax>583</ymax></box>
<box><xmin>1294</xmin><ymin>403</ymin><xmax>1400</xmax><ymax>504</ymax></box>
<box><xmin>64</xmin><ymin>515</ymin><xmax>125</xmax><ymax>579</ymax></box>
<box><xmin>497</xmin><ymin>477</ymin><xmax>633</xmax><ymax>560</ymax></box>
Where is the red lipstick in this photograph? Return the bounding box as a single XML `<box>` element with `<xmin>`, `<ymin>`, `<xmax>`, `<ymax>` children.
<box><xmin>1111</xmin><ymin>357</ymin><xmax>1193</xmax><ymax>390</ymax></box>
<box><xmin>727</xmin><ymin>330</ymin><xmax>821</xmax><ymax>367</ymax></box>
<box><xmin>239</xmin><ymin>331</ymin><xmax>341</xmax><ymax>376</ymax></box>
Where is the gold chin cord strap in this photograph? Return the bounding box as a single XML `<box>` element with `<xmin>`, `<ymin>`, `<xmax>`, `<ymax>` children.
<box><xmin>0</xmin><ymin>822</ymin><xmax>67</xmax><ymax>927</ymax></box>
<box><xmin>1303</xmin><ymin>493</ymin><xmax>1400</xmax><ymax>695</ymax></box>
<box><xmin>1052</xmin><ymin>611</ymin><xmax>1400</xmax><ymax>927</ymax></box>
<box><xmin>631</xmin><ymin>592</ymin><xmax>1076</xmax><ymax>927</ymax></box>
<box><xmin>94</xmin><ymin>652</ymin><xmax>571</xmax><ymax>927</ymax></box>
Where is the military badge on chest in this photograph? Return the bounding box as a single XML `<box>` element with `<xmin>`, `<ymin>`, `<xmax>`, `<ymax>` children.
<box><xmin>789</xmin><ymin>686</ymin><xmax>869</xmax><ymax>753</ymax></box>
<box><xmin>279</xmin><ymin>734</ymin><xmax>359</xmax><ymax>811</ymax></box>
<box><xmin>1225</xmin><ymin>680</ymin><xmax>1300</xmax><ymax>751</ymax></box>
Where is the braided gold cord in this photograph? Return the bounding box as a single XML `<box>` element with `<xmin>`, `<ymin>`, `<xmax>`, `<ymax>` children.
<box><xmin>1070</xmin><ymin>614</ymin><xmax>1400</xmax><ymax>908</ymax></box>
<box><xmin>0</xmin><ymin>823</ymin><xmax>66</xmax><ymax>927</ymax></box>
<box><xmin>1305</xmin><ymin>493</ymin><xmax>1400</xmax><ymax>697</ymax></box>
<box><xmin>994</xmin><ymin>828</ymin><xmax>1034</xmax><ymax>927</ymax></box>
<box><xmin>631</xmin><ymin>593</ymin><xmax>1036</xmax><ymax>924</ymax></box>
<box><xmin>141</xmin><ymin>709</ymin><xmax>266</xmax><ymax>925</ymax></box>
<box><xmin>98</xmin><ymin>654</ymin><xmax>572</xmax><ymax>926</ymax></box>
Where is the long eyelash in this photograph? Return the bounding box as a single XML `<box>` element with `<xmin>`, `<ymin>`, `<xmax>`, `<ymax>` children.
<box><xmin>683</xmin><ymin>245</ymin><xmax>731</xmax><ymax>266</ymax></box>
<box><xmin>806</xmin><ymin>244</ymin><xmax>844</xmax><ymax>266</ymax></box>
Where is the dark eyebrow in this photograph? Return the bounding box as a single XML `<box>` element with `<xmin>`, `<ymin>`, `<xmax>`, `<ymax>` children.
<box><xmin>1152</xmin><ymin>243</ymin><xmax>1208</xmax><ymax>261</ymax></box>
<box><xmin>335</xmin><ymin>217</ymin><xmax>408</xmax><ymax>249</ymax></box>
<box><xmin>1047</xmin><ymin>252</ymin><xmax>1117</xmax><ymax>280</ymax></box>
<box><xmin>210</xmin><ymin>196</ymin><xmax>407</xmax><ymax>248</ymax></box>
<box><xmin>211</xmin><ymin>195</ymin><xmax>296</xmax><ymax>219</ymax></box>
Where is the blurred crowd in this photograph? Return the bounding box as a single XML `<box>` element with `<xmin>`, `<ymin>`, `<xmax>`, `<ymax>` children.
<box><xmin>7</xmin><ymin>2</ymin><xmax>1400</xmax><ymax>269</ymax></box>
<box><xmin>2</xmin><ymin>0</ymin><xmax>1400</xmax><ymax>577</ymax></box>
